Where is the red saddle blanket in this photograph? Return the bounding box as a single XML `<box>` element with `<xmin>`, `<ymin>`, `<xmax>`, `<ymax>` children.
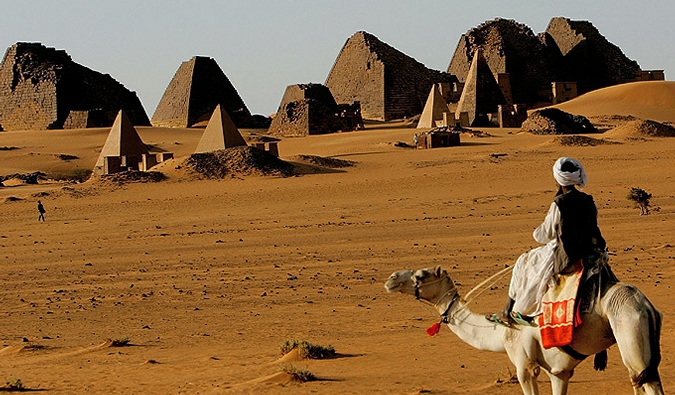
<box><xmin>538</xmin><ymin>261</ymin><xmax>584</xmax><ymax>349</ymax></box>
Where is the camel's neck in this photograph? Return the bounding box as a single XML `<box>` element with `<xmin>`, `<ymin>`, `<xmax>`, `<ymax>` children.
<box><xmin>435</xmin><ymin>296</ymin><xmax>507</xmax><ymax>353</ymax></box>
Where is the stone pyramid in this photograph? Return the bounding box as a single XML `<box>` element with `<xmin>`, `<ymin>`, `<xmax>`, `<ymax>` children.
<box><xmin>0</xmin><ymin>42</ymin><xmax>150</xmax><ymax>131</ymax></box>
<box><xmin>326</xmin><ymin>31</ymin><xmax>456</xmax><ymax>121</ymax></box>
<box><xmin>417</xmin><ymin>84</ymin><xmax>450</xmax><ymax>129</ymax></box>
<box><xmin>94</xmin><ymin>110</ymin><xmax>149</xmax><ymax>173</ymax></box>
<box><xmin>455</xmin><ymin>49</ymin><xmax>506</xmax><ymax>127</ymax></box>
<box><xmin>195</xmin><ymin>105</ymin><xmax>247</xmax><ymax>153</ymax></box>
<box><xmin>447</xmin><ymin>18</ymin><xmax>555</xmax><ymax>106</ymax></box>
<box><xmin>151</xmin><ymin>56</ymin><xmax>252</xmax><ymax>128</ymax></box>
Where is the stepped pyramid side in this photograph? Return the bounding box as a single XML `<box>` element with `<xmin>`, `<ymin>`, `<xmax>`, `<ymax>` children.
<box><xmin>94</xmin><ymin>110</ymin><xmax>149</xmax><ymax>174</ymax></box>
<box><xmin>195</xmin><ymin>105</ymin><xmax>247</xmax><ymax>153</ymax></box>
<box><xmin>326</xmin><ymin>31</ymin><xmax>455</xmax><ymax>121</ymax></box>
<box><xmin>455</xmin><ymin>50</ymin><xmax>506</xmax><ymax>126</ymax></box>
<box><xmin>417</xmin><ymin>84</ymin><xmax>450</xmax><ymax>128</ymax></box>
<box><xmin>152</xmin><ymin>56</ymin><xmax>252</xmax><ymax>128</ymax></box>
<box><xmin>0</xmin><ymin>42</ymin><xmax>149</xmax><ymax>131</ymax></box>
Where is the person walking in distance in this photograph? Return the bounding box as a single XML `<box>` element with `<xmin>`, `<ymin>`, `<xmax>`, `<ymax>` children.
<box><xmin>37</xmin><ymin>200</ymin><xmax>46</xmax><ymax>222</ymax></box>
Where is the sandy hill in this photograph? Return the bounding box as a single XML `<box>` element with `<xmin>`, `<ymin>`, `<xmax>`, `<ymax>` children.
<box><xmin>552</xmin><ymin>80</ymin><xmax>675</xmax><ymax>123</ymax></box>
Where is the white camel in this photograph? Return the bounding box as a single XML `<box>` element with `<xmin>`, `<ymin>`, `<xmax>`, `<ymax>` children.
<box><xmin>384</xmin><ymin>266</ymin><xmax>664</xmax><ymax>395</ymax></box>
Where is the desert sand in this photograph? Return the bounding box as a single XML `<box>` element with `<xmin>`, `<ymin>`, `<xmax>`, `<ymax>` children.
<box><xmin>0</xmin><ymin>81</ymin><xmax>674</xmax><ymax>394</ymax></box>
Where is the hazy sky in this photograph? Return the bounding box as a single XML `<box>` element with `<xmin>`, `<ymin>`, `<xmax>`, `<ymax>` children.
<box><xmin>1</xmin><ymin>0</ymin><xmax>672</xmax><ymax>116</ymax></box>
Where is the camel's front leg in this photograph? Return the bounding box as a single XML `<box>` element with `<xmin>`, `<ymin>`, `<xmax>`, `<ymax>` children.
<box><xmin>515</xmin><ymin>364</ymin><xmax>541</xmax><ymax>395</ymax></box>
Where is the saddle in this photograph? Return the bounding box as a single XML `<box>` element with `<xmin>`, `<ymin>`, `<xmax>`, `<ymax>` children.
<box><xmin>538</xmin><ymin>254</ymin><xmax>618</xmax><ymax>349</ymax></box>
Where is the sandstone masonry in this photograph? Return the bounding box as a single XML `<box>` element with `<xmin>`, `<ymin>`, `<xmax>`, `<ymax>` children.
<box><xmin>151</xmin><ymin>56</ymin><xmax>252</xmax><ymax>128</ymax></box>
<box><xmin>326</xmin><ymin>31</ymin><xmax>457</xmax><ymax>121</ymax></box>
<box><xmin>0</xmin><ymin>42</ymin><xmax>149</xmax><ymax>131</ymax></box>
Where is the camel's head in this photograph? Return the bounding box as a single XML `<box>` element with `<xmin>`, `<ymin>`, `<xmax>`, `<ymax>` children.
<box><xmin>384</xmin><ymin>269</ymin><xmax>415</xmax><ymax>294</ymax></box>
<box><xmin>385</xmin><ymin>266</ymin><xmax>455</xmax><ymax>303</ymax></box>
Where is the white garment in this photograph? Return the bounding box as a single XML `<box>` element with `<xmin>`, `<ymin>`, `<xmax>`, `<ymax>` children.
<box><xmin>509</xmin><ymin>202</ymin><xmax>560</xmax><ymax>315</ymax></box>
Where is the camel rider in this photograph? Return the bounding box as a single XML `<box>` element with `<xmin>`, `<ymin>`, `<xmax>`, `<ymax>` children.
<box><xmin>487</xmin><ymin>157</ymin><xmax>606</xmax><ymax>326</ymax></box>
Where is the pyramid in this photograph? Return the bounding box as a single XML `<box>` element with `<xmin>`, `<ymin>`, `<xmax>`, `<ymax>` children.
<box><xmin>447</xmin><ymin>18</ymin><xmax>555</xmax><ymax>106</ymax></box>
<box><xmin>455</xmin><ymin>49</ymin><xmax>506</xmax><ymax>127</ymax></box>
<box><xmin>151</xmin><ymin>56</ymin><xmax>252</xmax><ymax>128</ymax></box>
<box><xmin>326</xmin><ymin>31</ymin><xmax>456</xmax><ymax>121</ymax></box>
<box><xmin>417</xmin><ymin>84</ymin><xmax>450</xmax><ymax>129</ymax></box>
<box><xmin>94</xmin><ymin>110</ymin><xmax>149</xmax><ymax>174</ymax></box>
<box><xmin>195</xmin><ymin>105</ymin><xmax>247</xmax><ymax>153</ymax></box>
<box><xmin>0</xmin><ymin>42</ymin><xmax>150</xmax><ymax>131</ymax></box>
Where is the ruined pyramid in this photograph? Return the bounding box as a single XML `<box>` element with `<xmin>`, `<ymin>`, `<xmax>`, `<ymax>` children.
<box><xmin>326</xmin><ymin>31</ymin><xmax>456</xmax><ymax>121</ymax></box>
<box><xmin>417</xmin><ymin>84</ymin><xmax>451</xmax><ymax>129</ymax></box>
<box><xmin>447</xmin><ymin>18</ymin><xmax>555</xmax><ymax>106</ymax></box>
<box><xmin>93</xmin><ymin>110</ymin><xmax>149</xmax><ymax>174</ymax></box>
<box><xmin>151</xmin><ymin>56</ymin><xmax>252</xmax><ymax>128</ymax></box>
<box><xmin>195</xmin><ymin>105</ymin><xmax>247</xmax><ymax>153</ymax></box>
<box><xmin>454</xmin><ymin>49</ymin><xmax>507</xmax><ymax>127</ymax></box>
<box><xmin>0</xmin><ymin>42</ymin><xmax>149</xmax><ymax>131</ymax></box>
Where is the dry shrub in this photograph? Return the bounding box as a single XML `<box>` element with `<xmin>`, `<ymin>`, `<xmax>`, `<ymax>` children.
<box><xmin>278</xmin><ymin>364</ymin><xmax>315</xmax><ymax>382</ymax></box>
<box><xmin>279</xmin><ymin>339</ymin><xmax>335</xmax><ymax>359</ymax></box>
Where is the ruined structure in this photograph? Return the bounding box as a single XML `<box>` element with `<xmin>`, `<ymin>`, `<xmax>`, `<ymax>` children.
<box><xmin>0</xmin><ymin>42</ymin><xmax>149</xmax><ymax>131</ymax></box>
<box><xmin>454</xmin><ymin>49</ymin><xmax>507</xmax><ymax>126</ymax></box>
<box><xmin>544</xmin><ymin>17</ymin><xmax>642</xmax><ymax>94</ymax></box>
<box><xmin>326</xmin><ymin>31</ymin><xmax>457</xmax><ymax>121</ymax></box>
<box><xmin>415</xmin><ymin>126</ymin><xmax>460</xmax><ymax>149</ymax></box>
<box><xmin>448</xmin><ymin>18</ymin><xmax>654</xmax><ymax>110</ymax></box>
<box><xmin>94</xmin><ymin>110</ymin><xmax>171</xmax><ymax>175</ymax></box>
<box><xmin>520</xmin><ymin>108</ymin><xmax>597</xmax><ymax>135</ymax></box>
<box><xmin>448</xmin><ymin>19</ymin><xmax>556</xmax><ymax>106</ymax></box>
<box><xmin>151</xmin><ymin>56</ymin><xmax>252</xmax><ymax>128</ymax></box>
<box><xmin>195</xmin><ymin>105</ymin><xmax>247</xmax><ymax>153</ymax></box>
<box><xmin>417</xmin><ymin>84</ymin><xmax>451</xmax><ymax>129</ymax></box>
<box><xmin>268</xmin><ymin>83</ymin><xmax>356</xmax><ymax>137</ymax></box>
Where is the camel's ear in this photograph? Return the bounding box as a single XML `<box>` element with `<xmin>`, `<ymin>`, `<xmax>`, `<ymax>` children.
<box><xmin>434</xmin><ymin>265</ymin><xmax>443</xmax><ymax>277</ymax></box>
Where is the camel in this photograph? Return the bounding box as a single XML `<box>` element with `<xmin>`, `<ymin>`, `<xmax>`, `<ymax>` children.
<box><xmin>384</xmin><ymin>266</ymin><xmax>664</xmax><ymax>395</ymax></box>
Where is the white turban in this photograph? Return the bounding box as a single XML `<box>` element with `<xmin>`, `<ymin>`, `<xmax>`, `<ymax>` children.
<box><xmin>553</xmin><ymin>157</ymin><xmax>587</xmax><ymax>189</ymax></box>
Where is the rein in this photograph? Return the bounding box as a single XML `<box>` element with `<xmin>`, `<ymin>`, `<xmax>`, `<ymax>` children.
<box><xmin>414</xmin><ymin>277</ymin><xmax>460</xmax><ymax>335</ymax></box>
<box><xmin>414</xmin><ymin>267</ymin><xmax>514</xmax><ymax>335</ymax></box>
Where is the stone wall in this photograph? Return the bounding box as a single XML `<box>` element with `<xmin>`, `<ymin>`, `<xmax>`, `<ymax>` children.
<box><xmin>0</xmin><ymin>42</ymin><xmax>149</xmax><ymax>131</ymax></box>
<box><xmin>151</xmin><ymin>56</ymin><xmax>252</xmax><ymax>128</ymax></box>
<box><xmin>326</xmin><ymin>31</ymin><xmax>456</xmax><ymax>121</ymax></box>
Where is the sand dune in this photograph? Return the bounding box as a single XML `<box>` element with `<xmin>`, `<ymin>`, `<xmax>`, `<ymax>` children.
<box><xmin>552</xmin><ymin>80</ymin><xmax>675</xmax><ymax>122</ymax></box>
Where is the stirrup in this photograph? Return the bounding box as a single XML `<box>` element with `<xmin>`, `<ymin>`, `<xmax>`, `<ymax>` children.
<box><xmin>510</xmin><ymin>311</ymin><xmax>537</xmax><ymax>327</ymax></box>
<box><xmin>486</xmin><ymin>313</ymin><xmax>512</xmax><ymax>327</ymax></box>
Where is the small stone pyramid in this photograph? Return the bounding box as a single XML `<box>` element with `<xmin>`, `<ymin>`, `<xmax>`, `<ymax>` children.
<box><xmin>454</xmin><ymin>49</ymin><xmax>506</xmax><ymax>126</ymax></box>
<box><xmin>417</xmin><ymin>84</ymin><xmax>450</xmax><ymax>129</ymax></box>
<box><xmin>94</xmin><ymin>110</ymin><xmax>149</xmax><ymax>173</ymax></box>
<box><xmin>194</xmin><ymin>105</ymin><xmax>247</xmax><ymax>153</ymax></box>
